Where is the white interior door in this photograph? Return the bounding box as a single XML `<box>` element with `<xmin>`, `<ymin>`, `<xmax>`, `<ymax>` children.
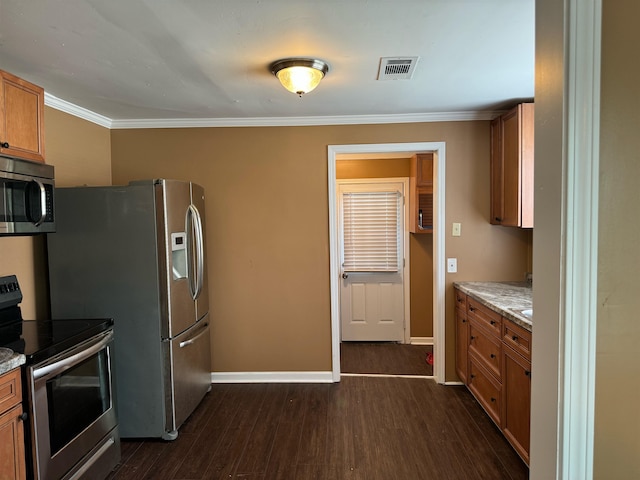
<box><xmin>338</xmin><ymin>180</ymin><xmax>406</xmax><ymax>342</ymax></box>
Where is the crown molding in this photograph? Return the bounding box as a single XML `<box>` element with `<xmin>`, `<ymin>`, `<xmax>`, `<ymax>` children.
<box><xmin>44</xmin><ymin>93</ymin><xmax>113</xmax><ymax>128</ymax></box>
<box><xmin>109</xmin><ymin>111</ymin><xmax>501</xmax><ymax>129</ymax></box>
<box><xmin>44</xmin><ymin>93</ymin><xmax>501</xmax><ymax>129</ymax></box>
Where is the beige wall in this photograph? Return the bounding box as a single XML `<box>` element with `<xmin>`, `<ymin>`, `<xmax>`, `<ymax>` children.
<box><xmin>0</xmin><ymin>107</ymin><xmax>111</xmax><ymax>318</ymax></box>
<box><xmin>594</xmin><ymin>2</ymin><xmax>640</xmax><ymax>477</ymax></box>
<box><xmin>111</xmin><ymin>122</ymin><xmax>530</xmax><ymax>377</ymax></box>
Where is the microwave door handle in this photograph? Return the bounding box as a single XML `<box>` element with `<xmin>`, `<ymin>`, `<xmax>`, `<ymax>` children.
<box><xmin>32</xmin><ymin>180</ymin><xmax>47</xmax><ymax>226</ymax></box>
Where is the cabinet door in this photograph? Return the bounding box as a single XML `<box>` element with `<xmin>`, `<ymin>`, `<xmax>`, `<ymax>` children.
<box><xmin>490</xmin><ymin>116</ymin><xmax>504</xmax><ymax>224</ymax></box>
<box><xmin>414</xmin><ymin>153</ymin><xmax>433</xmax><ymax>187</ymax></box>
<box><xmin>0</xmin><ymin>70</ymin><xmax>45</xmax><ymax>163</ymax></box>
<box><xmin>502</xmin><ymin>344</ymin><xmax>531</xmax><ymax>465</ymax></box>
<box><xmin>0</xmin><ymin>404</ymin><xmax>26</xmax><ymax>480</ymax></box>
<box><xmin>455</xmin><ymin>304</ymin><xmax>468</xmax><ymax>384</ymax></box>
<box><xmin>489</xmin><ymin>103</ymin><xmax>534</xmax><ymax>228</ymax></box>
<box><xmin>501</xmin><ymin>107</ymin><xmax>521</xmax><ymax>226</ymax></box>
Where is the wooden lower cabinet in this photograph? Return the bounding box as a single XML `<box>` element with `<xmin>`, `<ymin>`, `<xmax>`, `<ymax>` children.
<box><xmin>502</xmin><ymin>344</ymin><xmax>531</xmax><ymax>464</ymax></box>
<box><xmin>0</xmin><ymin>368</ymin><xmax>26</xmax><ymax>480</ymax></box>
<box><xmin>454</xmin><ymin>287</ymin><xmax>532</xmax><ymax>465</ymax></box>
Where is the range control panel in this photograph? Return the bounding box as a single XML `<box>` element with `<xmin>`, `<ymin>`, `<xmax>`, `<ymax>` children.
<box><xmin>0</xmin><ymin>275</ymin><xmax>22</xmax><ymax>310</ymax></box>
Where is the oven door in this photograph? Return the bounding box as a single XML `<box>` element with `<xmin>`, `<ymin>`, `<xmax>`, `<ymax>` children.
<box><xmin>27</xmin><ymin>330</ymin><xmax>118</xmax><ymax>480</ymax></box>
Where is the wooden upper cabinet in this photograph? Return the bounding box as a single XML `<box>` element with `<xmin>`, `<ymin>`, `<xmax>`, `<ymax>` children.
<box><xmin>409</xmin><ymin>153</ymin><xmax>434</xmax><ymax>234</ymax></box>
<box><xmin>0</xmin><ymin>69</ymin><xmax>46</xmax><ymax>163</ymax></box>
<box><xmin>490</xmin><ymin>103</ymin><xmax>534</xmax><ymax>228</ymax></box>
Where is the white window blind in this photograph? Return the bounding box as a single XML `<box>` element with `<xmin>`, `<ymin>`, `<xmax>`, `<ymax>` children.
<box><xmin>342</xmin><ymin>191</ymin><xmax>401</xmax><ymax>272</ymax></box>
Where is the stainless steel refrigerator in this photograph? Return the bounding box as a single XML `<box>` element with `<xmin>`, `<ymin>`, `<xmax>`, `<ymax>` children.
<box><xmin>47</xmin><ymin>179</ymin><xmax>211</xmax><ymax>440</ymax></box>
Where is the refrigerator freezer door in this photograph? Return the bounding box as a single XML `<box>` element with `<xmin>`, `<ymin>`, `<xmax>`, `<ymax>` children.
<box><xmin>159</xmin><ymin>180</ymin><xmax>197</xmax><ymax>338</ymax></box>
<box><xmin>190</xmin><ymin>183</ymin><xmax>209</xmax><ymax>321</ymax></box>
<box><xmin>165</xmin><ymin>316</ymin><xmax>211</xmax><ymax>437</ymax></box>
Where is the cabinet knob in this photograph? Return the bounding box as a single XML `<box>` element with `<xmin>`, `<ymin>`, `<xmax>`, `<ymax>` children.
<box><xmin>470</xmin><ymin>335</ymin><xmax>476</xmax><ymax>340</ymax></box>
<box><xmin>490</xmin><ymin>320</ymin><xmax>496</xmax><ymax>325</ymax></box>
<box><xmin>469</xmin><ymin>306</ymin><xmax>476</xmax><ymax>312</ymax></box>
<box><xmin>490</xmin><ymin>354</ymin><xmax>496</xmax><ymax>359</ymax></box>
<box><xmin>495</xmin><ymin>217</ymin><xmax>502</xmax><ymax>222</ymax></box>
<box><xmin>525</xmin><ymin>370</ymin><xmax>531</xmax><ymax>378</ymax></box>
<box><xmin>0</xmin><ymin>141</ymin><xmax>9</xmax><ymax>149</ymax></box>
<box><xmin>342</xmin><ymin>273</ymin><xmax>348</xmax><ymax>279</ymax></box>
<box><xmin>490</xmin><ymin>397</ymin><xmax>496</xmax><ymax>403</ymax></box>
<box><xmin>18</xmin><ymin>412</ymin><xmax>27</xmax><ymax>422</ymax></box>
<box><xmin>462</xmin><ymin>319</ymin><xmax>466</xmax><ymax>323</ymax></box>
<box><xmin>512</xmin><ymin>335</ymin><xmax>518</xmax><ymax>341</ymax></box>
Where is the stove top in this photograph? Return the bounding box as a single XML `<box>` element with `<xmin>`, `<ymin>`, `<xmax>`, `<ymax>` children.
<box><xmin>0</xmin><ymin>275</ymin><xmax>114</xmax><ymax>365</ymax></box>
<box><xmin>0</xmin><ymin>317</ymin><xmax>113</xmax><ymax>365</ymax></box>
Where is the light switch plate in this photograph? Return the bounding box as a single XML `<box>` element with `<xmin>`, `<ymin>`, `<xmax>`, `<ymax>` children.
<box><xmin>447</xmin><ymin>258</ymin><xmax>457</xmax><ymax>273</ymax></box>
<box><xmin>452</xmin><ymin>222</ymin><xmax>461</xmax><ymax>236</ymax></box>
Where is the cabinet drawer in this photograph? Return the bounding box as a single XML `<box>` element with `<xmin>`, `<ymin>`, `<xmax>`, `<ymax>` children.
<box><xmin>467</xmin><ymin>298</ymin><xmax>501</xmax><ymax>337</ymax></box>
<box><xmin>468</xmin><ymin>357</ymin><xmax>502</xmax><ymax>427</ymax></box>
<box><xmin>0</xmin><ymin>368</ymin><xmax>21</xmax><ymax>414</ymax></box>
<box><xmin>469</xmin><ymin>320</ymin><xmax>502</xmax><ymax>382</ymax></box>
<box><xmin>454</xmin><ymin>288</ymin><xmax>467</xmax><ymax>310</ymax></box>
<box><xmin>503</xmin><ymin>320</ymin><xmax>532</xmax><ymax>361</ymax></box>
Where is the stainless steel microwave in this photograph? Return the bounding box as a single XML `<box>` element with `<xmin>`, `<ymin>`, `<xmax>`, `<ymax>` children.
<box><xmin>0</xmin><ymin>156</ymin><xmax>55</xmax><ymax>235</ymax></box>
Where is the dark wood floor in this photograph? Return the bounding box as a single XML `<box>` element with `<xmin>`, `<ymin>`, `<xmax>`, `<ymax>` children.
<box><xmin>107</xmin><ymin>377</ymin><xmax>528</xmax><ymax>480</ymax></box>
<box><xmin>340</xmin><ymin>342</ymin><xmax>433</xmax><ymax>376</ymax></box>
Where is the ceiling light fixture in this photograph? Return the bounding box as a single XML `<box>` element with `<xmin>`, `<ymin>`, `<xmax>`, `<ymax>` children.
<box><xmin>270</xmin><ymin>58</ymin><xmax>329</xmax><ymax>97</ymax></box>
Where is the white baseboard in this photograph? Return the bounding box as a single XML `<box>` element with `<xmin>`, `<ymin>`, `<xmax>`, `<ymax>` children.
<box><xmin>443</xmin><ymin>381</ymin><xmax>465</xmax><ymax>386</ymax></box>
<box><xmin>410</xmin><ymin>336</ymin><xmax>434</xmax><ymax>345</ymax></box>
<box><xmin>210</xmin><ymin>371</ymin><xmax>334</xmax><ymax>384</ymax></box>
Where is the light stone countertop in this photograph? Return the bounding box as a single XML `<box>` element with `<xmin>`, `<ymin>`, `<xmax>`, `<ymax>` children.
<box><xmin>0</xmin><ymin>351</ymin><xmax>26</xmax><ymax>376</ymax></box>
<box><xmin>454</xmin><ymin>281</ymin><xmax>532</xmax><ymax>331</ymax></box>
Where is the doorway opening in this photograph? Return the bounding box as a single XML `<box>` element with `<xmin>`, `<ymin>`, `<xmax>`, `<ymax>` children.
<box><xmin>328</xmin><ymin>142</ymin><xmax>446</xmax><ymax>383</ymax></box>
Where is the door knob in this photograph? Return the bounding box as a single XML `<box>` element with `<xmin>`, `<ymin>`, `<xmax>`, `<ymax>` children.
<box><xmin>342</xmin><ymin>273</ymin><xmax>348</xmax><ymax>279</ymax></box>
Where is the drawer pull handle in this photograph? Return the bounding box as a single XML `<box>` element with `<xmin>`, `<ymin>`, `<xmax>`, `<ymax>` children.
<box><xmin>490</xmin><ymin>320</ymin><xmax>496</xmax><ymax>325</ymax></box>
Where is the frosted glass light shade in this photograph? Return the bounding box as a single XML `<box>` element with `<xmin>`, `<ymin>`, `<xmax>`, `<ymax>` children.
<box><xmin>270</xmin><ymin>58</ymin><xmax>329</xmax><ymax>96</ymax></box>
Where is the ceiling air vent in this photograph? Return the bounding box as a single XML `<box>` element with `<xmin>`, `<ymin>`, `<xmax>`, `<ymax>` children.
<box><xmin>377</xmin><ymin>56</ymin><xmax>419</xmax><ymax>80</ymax></box>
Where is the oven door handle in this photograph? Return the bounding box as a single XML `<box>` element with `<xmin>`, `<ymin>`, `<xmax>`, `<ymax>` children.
<box><xmin>33</xmin><ymin>330</ymin><xmax>114</xmax><ymax>381</ymax></box>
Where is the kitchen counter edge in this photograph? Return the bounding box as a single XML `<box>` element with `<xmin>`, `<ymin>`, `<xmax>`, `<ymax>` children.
<box><xmin>0</xmin><ymin>352</ymin><xmax>26</xmax><ymax>375</ymax></box>
<box><xmin>454</xmin><ymin>281</ymin><xmax>532</xmax><ymax>332</ymax></box>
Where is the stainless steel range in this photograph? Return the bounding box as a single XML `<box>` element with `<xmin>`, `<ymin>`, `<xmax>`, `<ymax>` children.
<box><xmin>0</xmin><ymin>275</ymin><xmax>119</xmax><ymax>480</ymax></box>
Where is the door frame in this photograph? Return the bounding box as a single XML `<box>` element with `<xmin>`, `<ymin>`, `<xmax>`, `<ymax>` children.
<box><xmin>336</xmin><ymin>177</ymin><xmax>411</xmax><ymax>344</ymax></box>
<box><xmin>328</xmin><ymin>142</ymin><xmax>446</xmax><ymax>383</ymax></box>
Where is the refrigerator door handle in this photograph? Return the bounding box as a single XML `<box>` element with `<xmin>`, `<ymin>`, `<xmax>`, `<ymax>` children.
<box><xmin>186</xmin><ymin>204</ymin><xmax>204</xmax><ymax>300</ymax></box>
<box><xmin>178</xmin><ymin>322</ymin><xmax>209</xmax><ymax>348</ymax></box>
<box><xmin>194</xmin><ymin>206</ymin><xmax>204</xmax><ymax>299</ymax></box>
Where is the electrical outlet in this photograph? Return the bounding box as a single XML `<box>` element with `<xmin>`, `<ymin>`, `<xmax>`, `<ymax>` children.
<box><xmin>447</xmin><ymin>258</ymin><xmax>457</xmax><ymax>273</ymax></box>
<box><xmin>452</xmin><ymin>222</ymin><xmax>461</xmax><ymax>237</ymax></box>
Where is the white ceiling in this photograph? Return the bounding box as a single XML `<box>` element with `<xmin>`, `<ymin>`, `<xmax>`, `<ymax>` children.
<box><xmin>0</xmin><ymin>0</ymin><xmax>534</xmax><ymax>125</ymax></box>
